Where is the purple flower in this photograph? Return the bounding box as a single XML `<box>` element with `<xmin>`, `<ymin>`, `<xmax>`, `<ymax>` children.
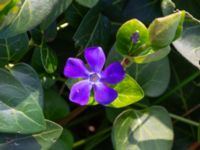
<box><xmin>64</xmin><ymin>47</ymin><xmax>125</xmax><ymax>106</ymax></box>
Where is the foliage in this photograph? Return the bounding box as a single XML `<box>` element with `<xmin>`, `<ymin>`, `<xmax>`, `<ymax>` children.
<box><xmin>0</xmin><ymin>0</ymin><xmax>199</xmax><ymax>150</ymax></box>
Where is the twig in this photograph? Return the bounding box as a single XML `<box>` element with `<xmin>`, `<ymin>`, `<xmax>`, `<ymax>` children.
<box><xmin>57</xmin><ymin>106</ymin><xmax>87</xmax><ymax>126</ymax></box>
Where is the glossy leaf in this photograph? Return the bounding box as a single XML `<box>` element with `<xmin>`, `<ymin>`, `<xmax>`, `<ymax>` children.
<box><xmin>0</xmin><ymin>63</ymin><xmax>45</xmax><ymax>134</ymax></box>
<box><xmin>44</xmin><ymin>90</ymin><xmax>70</xmax><ymax>121</ymax></box>
<box><xmin>40</xmin><ymin>0</ymin><xmax>72</xmax><ymax>29</ymax></box>
<box><xmin>128</xmin><ymin>57</ymin><xmax>170</xmax><ymax>97</ymax></box>
<box><xmin>40</xmin><ymin>45</ymin><xmax>58</xmax><ymax>74</ymax></box>
<box><xmin>132</xmin><ymin>46</ymin><xmax>171</xmax><ymax>64</ymax></box>
<box><xmin>106</xmin><ymin>48</ymin><xmax>170</xmax><ymax>97</ymax></box>
<box><xmin>122</xmin><ymin>0</ymin><xmax>162</xmax><ymax>25</ymax></box>
<box><xmin>148</xmin><ymin>11</ymin><xmax>185</xmax><ymax>49</ymax></box>
<box><xmin>112</xmin><ymin>106</ymin><xmax>174</xmax><ymax>150</ymax></box>
<box><xmin>0</xmin><ymin>0</ymin><xmax>58</xmax><ymax>38</ymax></box>
<box><xmin>115</xmin><ymin>19</ymin><xmax>149</xmax><ymax>55</ymax></box>
<box><xmin>108</xmin><ymin>74</ymin><xmax>144</xmax><ymax>108</ymax></box>
<box><xmin>173</xmin><ymin>13</ymin><xmax>200</xmax><ymax>69</ymax></box>
<box><xmin>0</xmin><ymin>33</ymin><xmax>29</xmax><ymax>66</ymax></box>
<box><xmin>75</xmin><ymin>0</ymin><xmax>99</xmax><ymax>8</ymax></box>
<box><xmin>50</xmin><ymin>129</ymin><xmax>74</xmax><ymax>150</ymax></box>
<box><xmin>0</xmin><ymin>120</ymin><xmax>63</xmax><ymax>150</ymax></box>
<box><xmin>73</xmin><ymin>5</ymin><xmax>111</xmax><ymax>50</ymax></box>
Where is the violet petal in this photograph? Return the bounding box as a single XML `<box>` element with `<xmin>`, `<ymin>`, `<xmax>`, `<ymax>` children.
<box><xmin>69</xmin><ymin>80</ymin><xmax>92</xmax><ymax>105</ymax></box>
<box><xmin>84</xmin><ymin>47</ymin><xmax>105</xmax><ymax>73</ymax></box>
<box><xmin>101</xmin><ymin>62</ymin><xmax>125</xmax><ymax>84</ymax></box>
<box><xmin>64</xmin><ymin>58</ymin><xmax>89</xmax><ymax>78</ymax></box>
<box><xmin>94</xmin><ymin>82</ymin><xmax>118</xmax><ymax>105</ymax></box>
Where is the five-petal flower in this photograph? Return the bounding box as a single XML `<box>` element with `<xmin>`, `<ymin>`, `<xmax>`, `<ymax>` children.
<box><xmin>64</xmin><ymin>47</ymin><xmax>125</xmax><ymax>105</ymax></box>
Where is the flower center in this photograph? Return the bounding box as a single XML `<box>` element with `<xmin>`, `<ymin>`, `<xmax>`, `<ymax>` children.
<box><xmin>89</xmin><ymin>73</ymin><xmax>100</xmax><ymax>82</ymax></box>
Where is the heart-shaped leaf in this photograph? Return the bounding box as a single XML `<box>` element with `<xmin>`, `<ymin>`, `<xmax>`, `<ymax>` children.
<box><xmin>108</xmin><ymin>74</ymin><xmax>144</xmax><ymax>108</ymax></box>
<box><xmin>0</xmin><ymin>0</ymin><xmax>58</xmax><ymax>38</ymax></box>
<box><xmin>0</xmin><ymin>120</ymin><xmax>63</xmax><ymax>150</ymax></box>
<box><xmin>173</xmin><ymin>13</ymin><xmax>200</xmax><ymax>69</ymax></box>
<box><xmin>0</xmin><ymin>63</ymin><xmax>45</xmax><ymax>134</ymax></box>
<box><xmin>112</xmin><ymin>106</ymin><xmax>174</xmax><ymax>150</ymax></box>
<box><xmin>0</xmin><ymin>33</ymin><xmax>29</xmax><ymax>66</ymax></box>
<box><xmin>115</xmin><ymin>19</ymin><xmax>149</xmax><ymax>56</ymax></box>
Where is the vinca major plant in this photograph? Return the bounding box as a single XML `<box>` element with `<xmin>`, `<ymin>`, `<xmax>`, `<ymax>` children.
<box><xmin>0</xmin><ymin>0</ymin><xmax>199</xmax><ymax>150</ymax></box>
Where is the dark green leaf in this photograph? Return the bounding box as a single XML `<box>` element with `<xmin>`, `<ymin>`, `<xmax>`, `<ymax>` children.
<box><xmin>128</xmin><ymin>57</ymin><xmax>170</xmax><ymax>97</ymax></box>
<box><xmin>50</xmin><ymin>129</ymin><xmax>74</xmax><ymax>150</ymax></box>
<box><xmin>75</xmin><ymin>0</ymin><xmax>99</xmax><ymax>8</ymax></box>
<box><xmin>40</xmin><ymin>45</ymin><xmax>58</xmax><ymax>74</ymax></box>
<box><xmin>0</xmin><ymin>63</ymin><xmax>45</xmax><ymax>134</ymax></box>
<box><xmin>0</xmin><ymin>33</ymin><xmax>29</xmax><ymax>66</ymax></box>
<box><xmin>44</xmin><ymin>90</ymin><xmax>70</xmax><ymax>121</ymax></box>
<box><xmin>0</xmin><ymin>120</ymin><xmax>63</xmax><ymax>150</ymax></box>
<box><xmin>122</xmin><ymin>0</ymin><xmax>162</xmax><ymax>25</ymax></box>
<box><xmin>112</xmin><ymin>106</ymin><xmax>174</xmax><ymax>150</ymax></box>
<box><xmin>73</xmin><ymin>5</ymin><xmax>111</xmax><ymax>50</ymax></box>
<box><xmin>40</xmin><ymin>0</ymin><xmax>72</xmax><ymax>29</ymax></box>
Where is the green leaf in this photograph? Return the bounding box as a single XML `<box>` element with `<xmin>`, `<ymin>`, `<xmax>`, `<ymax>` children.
<box><xmin>50</xmin><ymin>129</ymin><xmax>74</xmax><ymax>150</ymax></box>
<box><xmin>44</xmin><ymin>90</ymin><xmax>70</xmax><ymax>121</ymax></box>
<box><xmin>122</xmin><ymin>0</ymin><xmax>162</xmax><ymax>25</ymax></box>
<box><xmin>75</xmin><ymin>0</ymin><xmax>99</xmax><ymax>8</ymax></box>
<box><xmin>40</xmin><ymin>45</ymin><xmax>58</xmax><ymax>74</ymax></box>
<box><xmin>108</xmin><ymin>74</ymin><xmax>144</xmax><ymax>108</ymax></box>
<box><xmin>0</xmin><ymin>120</ymin><xmax>63</xmax><ymax>150</ymax></box>
<box><xmin>161</xmin><ymin>0</ymin><xmax>176</xmax><ymax>16</ymax></box>
<box><xmin>0</xmin><ymin>33</ymin><xmax>29</xmax><ymax>66</ymax></box>
<box><xmin>105</xmin><ymin>107</ymin><xmax>125</xmax><ymax>122</ymax></box>
<box><xmin>132</xmin><ymin>46</ymin><xmax>171</xmax><ymax>64</ymax></box>
<box><xmin>173</xmin><ymin>13</ymin><xmax>200</xmax><ymax>69</ymax></box>
<box><xmin>112</xmin><ymin>106</ymin><xmax>174</xmax><ymax>150</ymax></box>
<box><xmin>0</xmin><ymin>63</ymin><xmax>45</xmax><ymax>134</ymax></box>
<box><xmin>0</xmin><ymin>0</ymin><xmax>58</xmax><ymax>38</ymax></box>
<box><xmin>115</xmin><ymin>19</ymin><xmax>149</xmax><ymax>56</ymax></box>
<box><xmin>0</xmin><ymin>0</ymin><xmax>19</xmax><ymax>30</ymax></box>
<box><xmin>40</xmin><ymin>0</ymin><xmax>72</xmax><ymax>29</ymax></box>
<box><xmin>106</xmin><ymin>47</ymin><xmax>170</xmax><ymax>97</ymax></box>
<box><xmin>148</xmin><ymin>11</ymin><xmax>185</xmax><ymax>49</ymax></box>
<box><xmin>73</xmin><ymin>5</ymin><xmax>111</xmax><ymax>50</ymax></box>
<box><xmin>128</xmin><ymin>57</ymin><xmax>170</xmax><ymax>97</ymax></box>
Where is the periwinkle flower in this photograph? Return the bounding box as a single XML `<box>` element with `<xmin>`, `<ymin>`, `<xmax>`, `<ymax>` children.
<box><xmin>64</xmin><ymin>47</ymin><xmax>125</xmax><ymax>105</ymax></box>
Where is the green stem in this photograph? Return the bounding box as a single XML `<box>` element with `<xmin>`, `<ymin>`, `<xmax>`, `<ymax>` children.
<box><xmin>134</xmin><ymin>103</ymin><xmax>199</xmax><ymax>127</ymax></box>
<box><xmin>154</xmin><ymin>71</ymin><xmax>200</xmax><ymax>104</ymax></box>
<box><xmin>169</xmin><ymin>113</ymin><xmax>199</xmax><ymax>127</ymax></box>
